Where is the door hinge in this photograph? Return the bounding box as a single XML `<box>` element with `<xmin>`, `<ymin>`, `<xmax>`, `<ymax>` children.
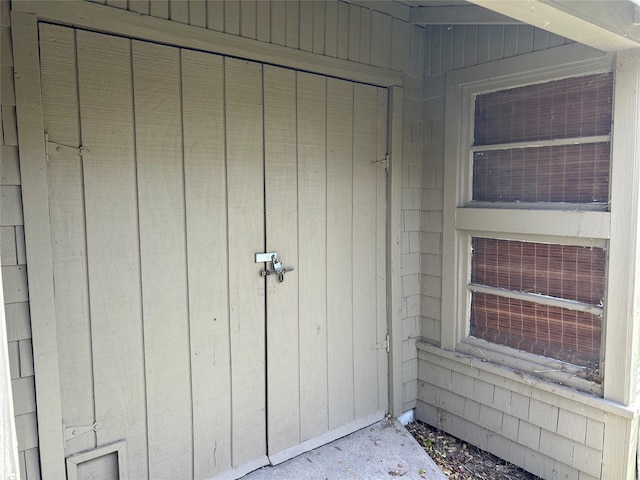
<box><xmin>45</xmin><ymin>134</ymin><xmax>90</xmax><ymax>158</ymax></box>
<box><xmin>63</xmin><ymin>421</ymin><xmax>102</xmax><ymax>444</ymax></box>
<box><xmin>370</xmin><ymin>153</ymin><xmax>389</xmax><ymax>172</ymax></box>
<box><xmin>375</xmin><ymin>334</ymin><xmax>390</xmax><ymax>353</ymax></box>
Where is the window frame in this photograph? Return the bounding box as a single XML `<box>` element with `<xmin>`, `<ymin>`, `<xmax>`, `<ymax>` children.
<box><xmin>442</xmin><ymin>43</ymin><xmax>616</xmax><ymax>394</ymax></box>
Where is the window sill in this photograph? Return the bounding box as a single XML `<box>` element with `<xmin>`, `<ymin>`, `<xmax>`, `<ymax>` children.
<box><xmin>457</xmin><ymin>337</ymin><xmax>601</xmax><ymax>395</ymax></box>
<box><xmin>416</xmin><ymin>340</ymin><xmax>638</xmax><ymax>420</ymax></box>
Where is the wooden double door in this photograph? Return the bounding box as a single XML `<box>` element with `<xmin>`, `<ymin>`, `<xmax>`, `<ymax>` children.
<box><xmin>36</xmin><ymin>24</ymin><xmax>388</xmax><ymax>479</ymax></box>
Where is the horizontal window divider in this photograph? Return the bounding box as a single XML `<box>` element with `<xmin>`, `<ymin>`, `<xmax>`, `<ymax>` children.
<box><xmin>465</xmin><ymin>230</ymin><xmax>608</xmax><ymax>249</ymax></box>
<box><xmin>468</xmin><ymin>283</ymin><xmax>604</xmax><ymax>315</ymax></box>
<box><xmin>470</xmin><ymin>135</ymin><xmax>611</xmax><ymax>153</ymax></box>
<box><xmin>456</xmin><ymin>208</ymin><xmax>611</xmax><ymax>239</ymax></box>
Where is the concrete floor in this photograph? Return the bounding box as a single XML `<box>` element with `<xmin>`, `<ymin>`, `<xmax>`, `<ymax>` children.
<box><xmin>242</xmin><ymin>419</ymin><xmax>447</xmax><ymax>480</ymax></box>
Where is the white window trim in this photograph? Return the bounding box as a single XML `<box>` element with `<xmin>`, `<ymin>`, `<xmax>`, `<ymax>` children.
<box><xmin>442</xmin><ymin>43</ymin><xmax>617</xmax><ymax>395</ymax></box>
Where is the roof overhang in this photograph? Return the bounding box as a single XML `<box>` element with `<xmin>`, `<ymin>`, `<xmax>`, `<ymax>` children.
<box><xmin>467</xmin><ymin>0</ymin><xmax>640</xmax><ymax>52</ymax></box>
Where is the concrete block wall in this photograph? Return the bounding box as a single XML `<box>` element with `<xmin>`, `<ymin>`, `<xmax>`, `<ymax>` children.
<box><xmin>1</xmin><ymin>1</ymin><xmax>42</xmax><ymax>478</ymax></box>
<box><xmin>417</xmin><ymin>345</ymin><xmax>616</xmax><ymax>479</ymax></box>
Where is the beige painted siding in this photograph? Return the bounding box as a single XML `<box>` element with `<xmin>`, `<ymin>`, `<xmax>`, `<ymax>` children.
<box><xmin>419</xmin><ymin>24</ymin><xmax>572</xmax><ymax>349</ymax></box>
<box><xmin>414</xmin><ymin>23</ymin><xmax>571</xmax><ymax>416</ymax></box>
<box><xmin>417</xmin><ymin>345</ymin><xmax>611</xmax><ymax>479</ymax></box>
<box><xmin>415</xmin><ymin>24</ymin><xmax>634</xmax><ymax>480</ymax></box>
<box><xmin>0</xmin><ymin>2</ymin><xmax>41</xmax><ymax>479</ymax></box>
<box><xmin>85</xmin><ymin>0</ymin><xmax>420</xmax><ymax>72</ymax></box>
<box><xmin>3</xmin><ymin>1</ymin><xmax>424</xmax><ymax>477</ymax></box>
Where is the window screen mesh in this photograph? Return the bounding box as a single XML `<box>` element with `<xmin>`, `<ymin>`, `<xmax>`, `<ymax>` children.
<box><xmin>474</xmin><ymin>73</ymin><xmax>613</xmax><ymax>146</ymax></box>
<box><xmin>472</xmin><ymin>142</ymin><xmax>610</xmax><ymax>204</ymax></box>
<box><xmin>470</xmin><ymin>238</ymin><xmax>605</xmax><ymax>370</ymax></box>
<box><xmin>471</xmin><ymin>238</ymin><xmax>606</xmax><ymax>305</ymax></box>
<box><xmin>470</xmin><ymin>292</ymin><xmax>601</xmax><ymax>368</ymax></box>
<box><xmin>466</xmin><ymin>73</ymin><xmax>611</xmax><ymax>377</ymax></box>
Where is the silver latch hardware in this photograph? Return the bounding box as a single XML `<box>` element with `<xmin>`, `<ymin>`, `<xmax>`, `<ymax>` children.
<box><xmin>370</xmin><ymin>153</ymin><xmax>389</xmax><ymax>171</ymax></box>
<box><xmin>256</xmin><ymin>252</ymin><xmax>278</xmax><ymax>263</ymax></box>
<box><xmin>45</xmin><ymin>136</ymin><xmax>90</xmax><ymax>158</ymax></box>
<box><xmin>374</xmin><ymin>334</ymin><xmax>390</xmax><ymax>353</ymax></box>
<box><xmin>255</xmin><ymin>252</ymin><xmax>295</xmax><ymax>282</ymax></box>
<box><xmin>63</xmin><ymin>421</ymin><xmax>102</xmax><ymax>443</ymax></box>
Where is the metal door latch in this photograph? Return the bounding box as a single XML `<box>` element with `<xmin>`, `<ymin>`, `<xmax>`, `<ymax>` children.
<box><xmin>63</xmin><ymin>421</ymin><xmax>102</xmax><ymax>443</ymax></box>
<box><xmin>255</xmin><ymin>252</ymin><xmax>294</xmax><ymax>282</ymax></box>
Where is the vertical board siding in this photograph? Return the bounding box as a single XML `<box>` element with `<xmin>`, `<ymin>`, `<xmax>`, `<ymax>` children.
<box><xmin>299</xmin><ymin>0</ymin><xmax>313</xmax><ymax>52</ymax></box>
<box><xmin>376</xmin><ymin>87</ymin><xmax>389</xmax><ymax>410</ymax></box>
<box><xmin>264</xmin><ymin>65</ymin><xmax>301</xmax><ymax>455</ymax></box>
<box><xmin>207</xmin><ymin>0</ymin><xmax>225</xmax><ymax>32</ymax></box>
<box><xmin>240</xmin><ymin>0</ymin><xmax>257</xmax><ymax>39</ymax></box>
<box><xmin>359</xmin><ymin>8</ymin><xmax>371</xmax><ymax>65</ymax></box>
<box><xmin>312</xmin><ymin>1</ymin><xmax>325</xmax><ymax>55</ymax></box>
<box><xmin>129</xmin><ymin>1</ymin><xmax>149</xmax><ymax>14</ymax></box>
<box><xmin>224</xmin><ymin>57</ymin><xmax>267</xmax><ymax>467</ymax></box>
<box><xmin>16</xmin><ymin>3</ymin><xmax>406</xmax><ymax>476</ymax></box>
<box><xmin>78</xmin><ymin>0</ymin><xmax>416</xmax><ymax>75</ymax></box>
<box><xmin>169</xmin><ymin>0</ymin><xmax>189</xmax><ymax>24</ymax></box>
<box><xmin>189</xmin><ymin>0</ymin><xmax>206</xmax><ymax>28</ymax></box>
<box><xmin>324</xmin><ymin>1</ymin><xmax>338</xmax><ymax>57</ymax></box>
<box><xmin>256</xmin><ymin>0</ymin><xmax>271</xmax><ymax>42</ymax></box>
<box><xmin>67</xmin><ymin>0</ymin><xmax>420</xmax><ymax>427</ymax></box>
<box><xmin>132</xmin><ymin>40</ymin><xmax>192</xmax><ymax>479</ymax></box>
<box><xmin>38</xmin><ymin>25</ymin><xmax>95</xmax><ymax>457</ymax></box>
<box><xmin>488</xmin><ymin>26</ymin><xmax>505</xmax><ymax>62</ymax></box>
<box><xmin>106</xmin><ymin>0</ymin><xmax>127</xmax><ymax>8</ymax></box>
<box><xmin>379</xmin><ymin>14</ymin><xmax>392</xmax><ymax>70</ymax></box>
<box><xmin>503</xmin><ymin>25</ymin><xmax>519</xmax><ymax>58</ymax></box>
<box><xmin>76</xmin><ymin>29</ymin><xmax>148</xmax><ymax>479</ymax></box>
<box><xmin>270</xmin><ymin>0</ymin><xmax>286</xmax><ymax>46</ymax></box>
<box><xmin>224</xmin><ymin>0</ymin><xmax>240</xmax><ymax>35</ymax></box>
<box><xmin>326</xmin><ymin>78</ymin><xmax>355</xmax><ymax>430</ymax></box>
<box><xmin>297</xmin><ymin>71</ymin><xmax>329</xmax><ymax>441</ymax></box>
<box><xmin>369</xmin><ymin>10</ymin><xmax>383</xmax><ymax>67</ymax></box>
<box><xmin>181</xmin><ymin>49</ymin><xmax>232</xmax><ymax>478</ymax></box>
<box><xmin>285</xmin><ymin>0</ymin><xmax>299</xmax><ymax>49</ymax></box>
<box><xmin>352</xmin><ymin>83</ymin><xmax>380</xmax><ymax>418</ymax></box>
<box><xmin>347</xmin><ymin>4</ymin><xmax>361</xmax><ymax>62</ymax></box>
<box><xmin>336</xmin><ymin>1</ymin><xmax>349</xmax><ymax>60</ymax></box>
<box><xmin>149</xmin><ymin>0</ymin><xmax>169</xmax><ymax>19</ymax></box>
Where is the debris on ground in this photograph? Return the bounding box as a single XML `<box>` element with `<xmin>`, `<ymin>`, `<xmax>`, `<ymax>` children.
<box><xmin>406</xmin><ymin>421</ymin><xmax>541</xmax><ymax>480</ymax></box>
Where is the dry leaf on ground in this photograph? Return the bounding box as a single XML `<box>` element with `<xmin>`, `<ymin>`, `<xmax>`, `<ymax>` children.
<box><xmin>407</xmin><ymin>421</ymin><xmax>541</xmax><ymax>480</ymax></box>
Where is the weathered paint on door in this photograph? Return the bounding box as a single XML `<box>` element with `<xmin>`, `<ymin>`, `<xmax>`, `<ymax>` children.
<box><xmin>37</xmin><ymin>23</ymin><xmax>387</xmax><ymax>479</ymax></box>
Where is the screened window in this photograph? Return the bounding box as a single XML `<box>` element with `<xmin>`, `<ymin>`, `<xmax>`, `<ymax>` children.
<box><xmin>470</xmin><ymin>238</ymin><xmax>605</xmax><ymax>368</ymax></box>
<box><xmin>471</xmin><ymin>73</ymin><xmax>612</xmax><ymax>207</ymax></box>
<box><xmin>459</xmin><ymin>72</ymin><xmax>613</xmax><ymax>383</ymax></box>
<box><xmin>474</xmin><ymin>73</ymin><xmax>613</xmax><ymax>145</ymax></box>
<box><xmin>472</xmin><ymin>143</ymin><xmax>610</xmax><ymax>204</ymax></box>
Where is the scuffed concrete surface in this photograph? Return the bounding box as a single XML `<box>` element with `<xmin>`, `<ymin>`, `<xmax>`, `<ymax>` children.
<box><xmin>242</xmin><ymin>419</ymin><xmax>447</xmax><ymax>479</ymax></box>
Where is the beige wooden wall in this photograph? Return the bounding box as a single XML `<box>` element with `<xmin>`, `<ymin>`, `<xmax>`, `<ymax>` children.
<box><xmin>415</xmin><ymin>24</ymin><xmax>637</xmax><ymax>480</ymax></box>
<box><xmin>401</xmin><ymin>23</ymin><xmax>572</xmax><ymax>417</ymax></box>
<box><xmin>0</xmin><ymin>1</ymin><xmax>425</xmax><ymax>477</ymax></box>
<box><xmin>415</xmin><ymin>23</ymin><xmax>571</xmax><ymax>407</ymax></box>
<box><xmin>0</xmin><ymin>1</ymin><xmax>41</xmax><ymax>478</ymax></box>
<box><xmin>418</xmin><ymin>23</ymin><xmax>571</xmax><ymax>350</ymax></box>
